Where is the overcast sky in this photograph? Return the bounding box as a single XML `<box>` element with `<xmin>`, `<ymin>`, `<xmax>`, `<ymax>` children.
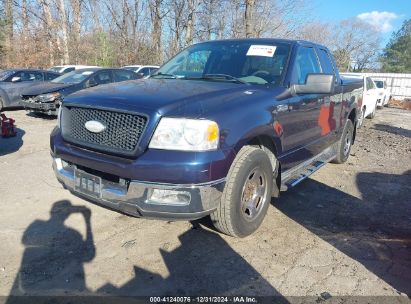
<box><xmin>312</xmin><ymin>0</ymin><xmax>410</xmax><ymax>46</ymax></box>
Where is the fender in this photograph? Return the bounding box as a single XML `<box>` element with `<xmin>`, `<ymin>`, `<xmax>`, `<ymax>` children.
<box><xmin>0</xmin><ymin>87</ymin><xmax>11</xmax><ymax>108</ymax></box>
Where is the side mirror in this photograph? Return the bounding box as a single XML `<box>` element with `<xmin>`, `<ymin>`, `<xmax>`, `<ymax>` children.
<box><xmin>87</xmin><ymin>79</ymin><xmax>98</xmax><ymax>87</ymax></box>
<box><xmin>293</xmin><ymin>74</ymin><xmax>335</xmax><ymax>95</ymax></box>
<box><xmin>276</xmin><ymin>74</ymin><xmax>335</xmax><ymax>100</ymax></box>
<box><xmin>11</xmin><ymin>76</ymin><xmax>21</xmax><ymax>83</ymax></box>
<box><xmin>136</xmin><ymin>72</ymin><xmax>145</xmax><ymax>79</ymax></box>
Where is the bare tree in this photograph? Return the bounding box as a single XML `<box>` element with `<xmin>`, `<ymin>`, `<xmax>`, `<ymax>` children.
<box><xmin>330</xmin><ymin>18</ymin><xmax>381</xmax><ymax>72</ymax></box>
<box><xmin>56</xmin><ymin>0</ymin><xmax>70</xmax><ymax>64</ymax></box>
<box><xmin>184</xmin><ymin>0</ymin><xmax>197</xmax><ymax>46</ymax></box>
<box><xmin>71</xmin><ymin>0</ymin><xmax>82</xmax><ymax>63</ymax></box>
<box><xmin>4</xmin><ymin>0</ymin><xmax>13</xmax><ymax>64</ymax></box>
<box><xmin>245</xmin><ymin>0</ymin><xmax>254</xmax><ymax>38</ymax></box>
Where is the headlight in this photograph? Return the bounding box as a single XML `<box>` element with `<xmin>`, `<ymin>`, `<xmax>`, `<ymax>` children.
<box><xmin>38</xmin><ymin>92</ymin><xmax>61</xmax><ymax>102</ymax></box>
<box><xmin>149</xmin><ymin>118</ymin><xmax>219</xmax><ymax>151</ymax></box>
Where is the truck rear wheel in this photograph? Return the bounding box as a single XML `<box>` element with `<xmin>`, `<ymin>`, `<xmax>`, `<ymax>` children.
<box><xmin>211</xmin><ymin>146</ymin><xmax>274</xmax><ymax>237</ymax></box>
<box><xmin>333</xmin><ymin>120</ymin><xmax>354</xmax><ymax>164</ymax></box>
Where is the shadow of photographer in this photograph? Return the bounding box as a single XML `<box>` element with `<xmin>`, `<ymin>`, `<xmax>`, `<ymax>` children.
<box><xmin>8</xmin><ymin>200</ymin><xmax>95</xmax><ymax>297</ymax></box>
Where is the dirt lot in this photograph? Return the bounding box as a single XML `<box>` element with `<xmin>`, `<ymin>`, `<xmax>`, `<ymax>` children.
<box><xmin>0</xmin><ymin>107</ymin><xmax>410</xmax><ymax>302</ymax></box>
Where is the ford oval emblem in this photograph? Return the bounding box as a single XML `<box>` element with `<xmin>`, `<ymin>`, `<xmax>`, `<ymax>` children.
<box><xmin>85</xmin><ymin>120</ymin><xmax>106</xmax><ymax>133</ymax></box>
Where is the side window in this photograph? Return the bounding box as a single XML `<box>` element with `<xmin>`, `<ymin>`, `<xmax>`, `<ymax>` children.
<box><xmin>366</xmin><ymin>78</ymin><xmax>373</xmax><ymax>91</ymax></box>
<box><xmin>45</xmin><ymin>73</ymin><xmax>59</xmax><ymax>81</ymax></box>
<box><xmin>292</xmin><ymin>47</ymin><xmax>321</xmax><ymax>84</ymax></box>
<box><xmin>63</xmin><ymin>67</ymin><xmax>75</xmax><ymax>74</ymax></box>
<box><xmin>318</xmin><ymin>49</ymin><xmax>336</xmax><ymax>75</ymax></box>
<box><xmin>93</xmin><ymin>71</ymin><xmax>112</xmax><ymax>85</ymax></box>
<box><xmin>138</xmin><ymin>67</ymin><xmax>150</xmax><ymax>76</ymax></box>
<box><xmin>114</xmin><ymin>70</ymin><xmax>136</xmax><ymax>82</ymax></box>
<box><xmin>18</xmin><ymin>71</ymin><xmax>43</xmax><ymax>82</ymax></box>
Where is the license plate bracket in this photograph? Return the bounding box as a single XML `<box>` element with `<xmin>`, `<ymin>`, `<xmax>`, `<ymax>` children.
<box><xmin>74</xmin><ymin>169</ymin><xmax>102</xmax><ymax>198</ymax></box>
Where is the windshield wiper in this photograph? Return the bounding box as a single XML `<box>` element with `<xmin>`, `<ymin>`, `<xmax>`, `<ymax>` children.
<box><xmin>189</xmin><ymin>74</ymin><xmax>249</xmax><ymax>85</ymax></box>
<box><xmin>150</xmin><ymin>72</ymin><xmax>177</xmax><ymax>79</ymax></box>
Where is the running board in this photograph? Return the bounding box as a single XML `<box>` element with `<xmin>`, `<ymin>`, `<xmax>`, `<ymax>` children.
<box><xmin>280</xmin><ymin>146</ymin><xmax>336</xmax><ymax>191</ymax></box>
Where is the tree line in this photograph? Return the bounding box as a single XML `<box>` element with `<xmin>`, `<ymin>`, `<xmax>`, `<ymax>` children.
<box><xmin>0</xmin><ymin>0</ymin><xmax>409</xmax><ymax>73</ymax></box>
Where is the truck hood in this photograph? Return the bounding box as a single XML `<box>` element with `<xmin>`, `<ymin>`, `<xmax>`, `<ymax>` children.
<box><xmin>21</xmin><ymin>82</ymin><xmax>74</xmax><ymax>96</ymax></box>
<box><xmin>64</xmin><ymin>79</ymin><xmax>279</xmax><ymax>117</ymax></box>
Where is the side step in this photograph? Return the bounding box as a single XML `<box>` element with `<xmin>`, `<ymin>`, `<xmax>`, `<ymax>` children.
<box><xmin>280</xmin><ymin>146</ymin><xmax>336</xmax><ymax>191</ymax></box>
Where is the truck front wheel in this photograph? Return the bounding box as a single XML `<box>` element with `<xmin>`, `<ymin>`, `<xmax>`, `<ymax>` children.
<box><xmin>211</xmin><ymin>146</ymin><xmax>274</xmax><ymax>237</ymax></box>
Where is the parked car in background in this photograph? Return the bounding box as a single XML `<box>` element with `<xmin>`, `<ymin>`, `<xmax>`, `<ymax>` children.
<box><xmin>122</xmin><ymin>65</ymin><xmax>160</xmax><ymax>78</ymax></box>
<box><xmin>341</xmin><ymin>74</ymin><xmax>378</xmax><ymax>128</ymax></box>
<box><xmin>373</xmin><ymin>79</ymin><xmax>390</xmax><ymax>108</ymax></box>
<box><xmin>48</xmin><ymin>65</ymin><xmax>99</xmax><ymax>74</ymax></box>
<box><xmin>0</xmin><ymin>69</ymin><xmax>60</xmax><ymax>111</ymax></box>
<box><xmin>21</xmin><ymin>68</ymin><xmax>137</xmax><ymax>116</ymax></box>
<box><xmin>51</xmin><ymin>39</ymin><xmax>362</xmax><ymax>237</ymax></box>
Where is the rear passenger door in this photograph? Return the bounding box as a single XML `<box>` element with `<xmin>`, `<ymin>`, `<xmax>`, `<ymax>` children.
<box><xmin>282</xmin><ymin>45</ymin><xmax>324</xmax><ymax>164</ymax></box>
<box><xmin>317</xmin><ymin>47</ymin><xmax>342</xmax><ymax>146</ymax></box>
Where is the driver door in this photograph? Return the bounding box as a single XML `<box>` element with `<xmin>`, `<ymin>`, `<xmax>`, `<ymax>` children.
<box><xmin>281</xmin><ymin>46</ymin><xmax>324</xmax><ymax>168</ymax></box>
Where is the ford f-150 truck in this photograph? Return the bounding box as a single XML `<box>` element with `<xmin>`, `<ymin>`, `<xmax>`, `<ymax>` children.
<box><xmin>51</xmin><ymin>39</ymin><xmax>363</xmax><ymax>237</ymax></box>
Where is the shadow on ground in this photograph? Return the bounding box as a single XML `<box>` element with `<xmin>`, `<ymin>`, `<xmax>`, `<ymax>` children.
<box><xmin>276</xmin><ymin>170</ymin><xmax>411</xmax><ymax>296</ymax></box>
<box><xmin>372</xmin><ymin>124</ymin><xmax>411</xmax><ymax>139</ymax></box>
<box><xmin>25</xmin><ymin>112</ymin><xmax>57</xmax><ymax>120</ymax></box>
<box><xmin>0</xmin><ymin>128</ymin><xmax>25</xmax><ymax>156</ymax></box>
<box><xmin>7</xmin><ymin>201</ymin><xmax>287</xmax><ymax>302</ymax></box>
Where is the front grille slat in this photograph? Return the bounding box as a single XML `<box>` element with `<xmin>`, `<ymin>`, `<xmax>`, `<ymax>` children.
<box><xmin>61</xmin><ymin>106</ymin><xmax>147</xmax><ymax>155</ymax></box>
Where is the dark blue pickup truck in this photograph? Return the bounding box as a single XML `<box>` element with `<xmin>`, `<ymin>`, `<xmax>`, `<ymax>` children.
<box><xmin>51</xmin><ymin>39</ymin><xmax>363</xmax><ymax>237</ymax></box>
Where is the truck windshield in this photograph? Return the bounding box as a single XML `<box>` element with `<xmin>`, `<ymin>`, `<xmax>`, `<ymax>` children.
<box><xmin>153</xmin><ymin>41</ymin><xmax>291</xmax><ymax>86</ymax></box>
<box><xmin>51</xmin><ymin>70</ymin><xmax>96</xmax><ymax>84</ymax></box>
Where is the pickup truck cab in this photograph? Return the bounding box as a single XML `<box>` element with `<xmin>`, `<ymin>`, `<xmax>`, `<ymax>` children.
<box><xmin>51</xmin><ymin>39</ymin><xmax>362</xmax><ymax>237</ymax></box>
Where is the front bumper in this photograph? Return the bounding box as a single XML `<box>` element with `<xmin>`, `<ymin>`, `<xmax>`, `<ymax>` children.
<box><xmin>21</xmin><ymin>100</ymin><xmax>58</xmax><ymax>114</ymax></box>
<box><xmin>52</xmin><ymin>157</ymin><xmax>224</xmax><ymax>220</ymax></box>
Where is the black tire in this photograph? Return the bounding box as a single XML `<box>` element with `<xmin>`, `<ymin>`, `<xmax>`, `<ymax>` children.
<box><xmin>211</xmin><ymin>146</ymin><xmax>274</xmax><ymax>237</ymax></box>
<box><xmin>333</xmin><ymin>120</ymin><xmax>354</xmax><ymax>164</ymax></box>
<box><xmin>369</xmin><ymin>102</ymin><xmax>377</xmax><ymax>119</ymax></box>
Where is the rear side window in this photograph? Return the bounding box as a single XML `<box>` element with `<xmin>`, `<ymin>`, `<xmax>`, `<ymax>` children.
<box><xmin>45</xmin><ymin>72</ymin><xmax>59</xmax><ymax>80</ymax></box>
<box><xmin>114</xmin><ymin>70</ymin><xmax>136</xmax><ymax>82</ymax></box>
<box><xmin>63</xmin><ymin>67</ymin><xmax>75</xmax><ymax>73</ymax></box>
<box><xmin>292</xmin><ymin>47</ymin><xmax>321</xmax><ymax>84</ymax></box>
<box><xmin>318</xmin><ymin>49</ymin><xmax>335</xmax><ymax>75</ymax></box>
<box><xmin>93</xmin><ymin>71</ymin><xmax>112</xmax><ymax>85</ymax></box>
<box><xmin>138</xmin><ymin>67</ymin><xmax>151</xmax><ymax>76</ymax></box>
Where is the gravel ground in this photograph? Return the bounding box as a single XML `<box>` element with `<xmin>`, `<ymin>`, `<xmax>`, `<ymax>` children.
<box><xmin>0</xmin><ymin>107</ymin><xmax>410</xmax><ymax>302</ymax></box>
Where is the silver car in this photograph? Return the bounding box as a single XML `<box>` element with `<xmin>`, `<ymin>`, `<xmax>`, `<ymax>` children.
<box><xmin>0</xmin><ymin>69</ymin><xmax>60</xmax><ymax>111</ymax></box>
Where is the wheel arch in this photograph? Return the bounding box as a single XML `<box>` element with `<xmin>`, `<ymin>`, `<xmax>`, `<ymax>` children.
<box><xmin>233</xmin><ymin>133</ymin><xmax>282</xmax><ymax>197</ymax></box>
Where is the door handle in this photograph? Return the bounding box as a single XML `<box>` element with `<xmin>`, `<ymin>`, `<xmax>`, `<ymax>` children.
<box><xmin>276</xmin><ymin>104</ymin><xmax>289</xmax><ymax>112</ymax></box>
